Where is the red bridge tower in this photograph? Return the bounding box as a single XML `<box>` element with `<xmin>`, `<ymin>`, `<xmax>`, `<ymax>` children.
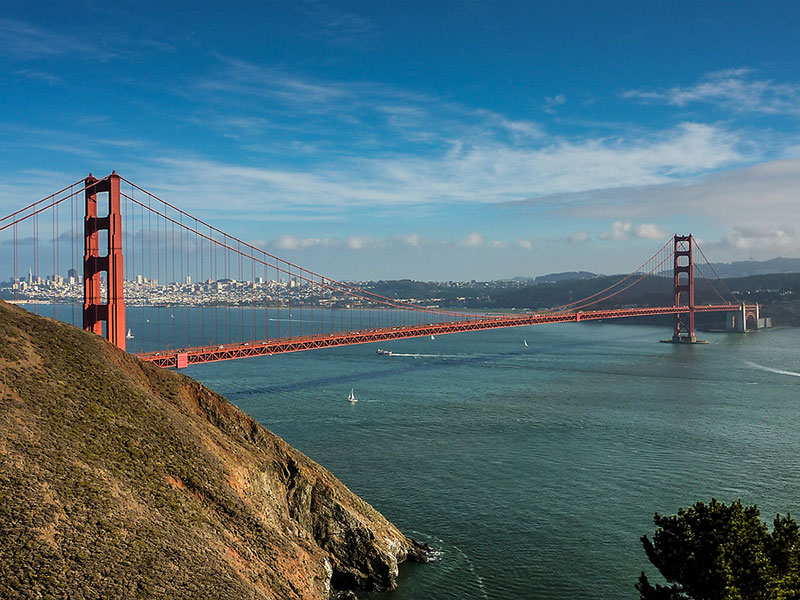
<box><xmin>672</xmin><ymin>234</ymin><xmax>695</xmax><ymax>343</ymax></box>
<box><xmin>83</xmin><ymin>172</ymin><xmax>126</xmax><ymax>351</ymax></box>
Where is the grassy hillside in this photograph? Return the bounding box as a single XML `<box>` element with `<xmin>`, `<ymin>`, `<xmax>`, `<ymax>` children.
<box><xmin>0</xmin><ymin>300</ymin><xmax>428</xmax><ymax>599</ymax></box>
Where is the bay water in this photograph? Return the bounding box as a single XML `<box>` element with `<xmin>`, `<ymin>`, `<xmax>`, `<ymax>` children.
<box><xmin>26</xmin><ymin>304</ymin><xmax>800</xmax><ymax>597</ymax></box>
<box><xmin>184</xmin><ymin>320</ymin><xmax>800</xmax><ymax>599</ymax></box>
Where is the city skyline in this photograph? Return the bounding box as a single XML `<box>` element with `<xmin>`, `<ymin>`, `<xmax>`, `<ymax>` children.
<box><xmin>2</xmin><ymin>2</ymin><xmax>800</xmax><ymax>280</ymax></box>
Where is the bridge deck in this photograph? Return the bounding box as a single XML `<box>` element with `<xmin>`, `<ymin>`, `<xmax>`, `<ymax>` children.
<box><xmin>135</xmin><ymin>304</ymin><xmax>751</xmax><ymax>368</ymax></box>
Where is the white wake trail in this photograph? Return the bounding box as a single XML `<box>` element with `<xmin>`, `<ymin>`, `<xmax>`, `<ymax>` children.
<box><xmin>744</xmin><ymin>360</ymin><xmax>800</xmax><ymax>378</ymax></box>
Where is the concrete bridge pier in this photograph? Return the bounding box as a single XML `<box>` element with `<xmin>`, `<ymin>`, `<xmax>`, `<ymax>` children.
<box><xmin>726</xmin><ymin>303</ymin><xmax>768</xmax><ymax>332</ymax></box>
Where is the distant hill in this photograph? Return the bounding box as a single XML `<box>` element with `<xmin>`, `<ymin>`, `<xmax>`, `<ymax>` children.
<box><xmin>0</xmin><ymin>300</ymin><xmax>429</xmax><ymax>599</ymax></box>
<box><xmin>706</xmin><ymin>257</ymin><xmax>800</xmax><ymax>278</ymax></box>
<box><xmin>533</xmin><ymin>271</ymin><xmax>597</xmax><ymax>284</ymax></box>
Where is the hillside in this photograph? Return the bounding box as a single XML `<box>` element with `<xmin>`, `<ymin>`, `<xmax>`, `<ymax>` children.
<box><xmin>0</xmin><ymin>300</ymin><xmax>430</xmax><ymax>599</ymax></box>
<box><xmin>708</xmin><ymin>257</ymin><xmax>800</xmax><ymax>278</ymax></box>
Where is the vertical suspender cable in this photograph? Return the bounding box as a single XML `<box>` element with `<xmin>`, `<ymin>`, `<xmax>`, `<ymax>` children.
<box><xmin>53</xmin><ymin>200</ymin><xmax>58</xmax><ymax>320</ymax></box>
<box><xmin>33</xmin><ymin>212</ymin><xmax>39</xmax><ymax>314</ymax></box>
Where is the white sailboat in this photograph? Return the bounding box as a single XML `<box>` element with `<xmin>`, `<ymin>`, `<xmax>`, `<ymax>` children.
<box><xmin>524</xmin><ymin>339</ymin><xmax>528</xmax><ymax>347</ymax></box>
<box><xmin>430</xmin><ymin>335</ymin><xmax>435</xmax><ymax>340</ymax></box>
<box><xmin>348</xmin><ymin>388</ymin><xmax>357</xmax><ymax>403</ymax></box>
<box><xmin>126</xmin><ymin>328</ymin><xmax>134</xmax><ymax>339</ymax></box>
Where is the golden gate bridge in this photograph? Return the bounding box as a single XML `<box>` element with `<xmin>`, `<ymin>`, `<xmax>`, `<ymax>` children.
<box><xmin>0</xmin><ymin>172</ymin><xmax>759</xmax><ymax>369</ymax></box>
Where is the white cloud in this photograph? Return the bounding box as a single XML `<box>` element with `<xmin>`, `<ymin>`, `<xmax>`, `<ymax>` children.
<box><xmin>460</xmin><ymin>231</ymin><xmax>485</xmax><ymax>248</ymax></box>
<box><xmin>346</xmin><ymin>235</ymin><xmax>382</xmax><ymax>250</ymax></box>
<box><xmin>399</xmin><ymin>233</ymin><xmax>423</xmax><ymax>247</ymax></box>
<box><xmin>176</xmin><ymin>58</ymin><xmax>750</xmax><ymax>213</ymax></box>
<box><xmin>267</xmin><ymin>230</ymin><xmax>524</xmax><ymax>256</ymax></box>
<box><xmin>567</xmin><ymin>230</ymin><xmax>590</xmax><ymax>245</ymax></box>
<box><xmin>455</xmin><ymin>232</ymin><xmax>511</xmax><ymax>249</ymax></box>
<box><xmin>272</xmin><ymin>235</ymin><xmax>336</xmax><ymax>250</ymax></box>
<box><xmin>697</xmin><ymin>225</ymin><xmax>800</xmax><ymax>262</ymax></box>
<box><xmin>623</xmin><ymin>69</ymin><xmax>800</xmax><ymax>116</ymax></box>
<box><xmin>634</xmin><ymin>223</ymin><xmax>668</xmax><ymax>240</ymax></box>
<box><xmin>138</xmin><ymin>119</ymin><xmax>744</xmax><ymax>224</ymax></box>
<box><xmin>600</xmin><ymin>221</ymin><xmax>633</xmax><ymax>241</ymax></box>
<box><xmin>271</xmin><ymin>234</ymin><xmax>382</xmax><ymax>251</ymax></box>
<box><xmin>496</xmin><ymin>117</ymin><xmax>544</xmax><ymax>139</ymax></box>
<box><xmin>723</xmin><ymin>226</ymin><xmax>797</xmax><ymax>251</ymax></box>
<box><xmin>599</xmin><ymin>222</ymin><xmax>668</xmax><ymax>242</ymax></box>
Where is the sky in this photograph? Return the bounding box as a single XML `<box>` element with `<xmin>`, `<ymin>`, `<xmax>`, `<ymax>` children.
<box><xmin>1</xmin><ymin>0</ymin><xmax>800</xmax><ymax>281</ymax></box>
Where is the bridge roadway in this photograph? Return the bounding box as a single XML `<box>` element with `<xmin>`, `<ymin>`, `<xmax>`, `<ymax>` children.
<box><xmin>136</xmin><ymin>303</ymin><xmax>751</xmax><ymax>368</ymax></box>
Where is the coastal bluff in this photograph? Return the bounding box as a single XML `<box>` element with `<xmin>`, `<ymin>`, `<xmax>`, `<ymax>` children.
<box><xmin>0</xmin><ymin>300</ymin><xmax>430</xmax><ymax>599</ymax></box>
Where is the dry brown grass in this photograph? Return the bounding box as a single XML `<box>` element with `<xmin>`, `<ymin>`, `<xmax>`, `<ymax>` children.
<box><xmin>0</xmin><ymin>300</ymin><xmax>427</xmax><ymax>600</ymax></box>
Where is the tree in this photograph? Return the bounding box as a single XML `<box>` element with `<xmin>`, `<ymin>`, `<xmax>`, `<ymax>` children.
<box><xmin>637</xmin><ymin>499</ymin><xmax>800</xmax><ymax>600</ymax></box>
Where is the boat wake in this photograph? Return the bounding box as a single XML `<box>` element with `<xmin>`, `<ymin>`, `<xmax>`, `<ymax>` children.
<box><xmin>744</xmin><ymin>360</ymin><xmax>800</xmax><ymax>378</ymax></box>
<box><xmin>386</xmin><ymin>353</ymin><xmax>467</xmax><ymax>359</ymax></box>
<box><xmin>268</xmin><ymin>317</ymin><xmax>308</xmax><ymax>322</ymax></box>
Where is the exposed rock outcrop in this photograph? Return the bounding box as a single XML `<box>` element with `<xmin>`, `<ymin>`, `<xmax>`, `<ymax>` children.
<box><xmin>0</xmin><ymin>300</ymin><xmax>430</xmax><ymax>599</ymax></box>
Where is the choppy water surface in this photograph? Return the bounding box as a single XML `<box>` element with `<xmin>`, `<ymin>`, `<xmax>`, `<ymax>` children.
<box><xmin>184</xmin><ymin>322</ymin><xmax>800</xmax><ymax>599</ymax></box>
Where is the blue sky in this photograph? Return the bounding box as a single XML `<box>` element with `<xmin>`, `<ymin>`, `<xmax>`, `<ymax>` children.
<box><xmin>2</xmin><ymin>1</ymin><xmax>800</xmax><ymax>280</ymax></box>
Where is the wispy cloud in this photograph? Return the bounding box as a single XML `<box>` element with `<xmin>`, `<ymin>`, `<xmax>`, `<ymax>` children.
<box><xmin>0</xmin><ymin>18</ymin><xmax>118</xmax><ymax>60</ymax></box>
<box><xmin>295</xmin><ymin>0</ymin><xmax>378</xmax><ymax>47</ymax></box>
<box><xmin>623</xmin><ymin>68</ymin><xmax>800</xmax><ymax>117</ymax></box>
<box><xmin>189</xmin><ymin>56</ymin><xmax>549</xmax><ymax>154</ymax></box>
<box><xmin>13</xmin><ymin>69</ymin><xmax>63</xmax><ymax>84</ymax></box>
<box><xmin>129</xmin><ymin>118</ymin><xmax>746</xmax><ymax>228</ymax></box>
<box><xmin>544</xmin><ymin>94</ymin><xmax>566</xmax><ymax>114</ymax></box>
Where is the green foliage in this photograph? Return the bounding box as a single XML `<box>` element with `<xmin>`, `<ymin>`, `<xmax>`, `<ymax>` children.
<box><xmin>637</xmin><ymin>499</ymin><xmax>800</xmax><ymax>600</ymax></box>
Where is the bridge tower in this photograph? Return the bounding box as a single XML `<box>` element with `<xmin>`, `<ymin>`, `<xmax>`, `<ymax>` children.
<box><xmin>83</xmin><ymin>172</ymin><xmax>126</xmax><ymax>351</ymax></box>
<box><xmin>672</xmin><ymin>234</ymin><xmax>695</xmax><ymax>343</ymax></box>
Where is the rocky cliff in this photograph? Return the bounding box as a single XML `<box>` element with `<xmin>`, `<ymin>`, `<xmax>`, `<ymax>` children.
<box><xmin>0</xmin><ymin>300</ymin><xmax>429</xmax><ymax>599</ymax></box>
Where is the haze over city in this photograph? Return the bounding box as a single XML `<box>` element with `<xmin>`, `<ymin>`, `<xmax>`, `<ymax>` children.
<box><xmin>2</xmin><ymin>1</ymin><xmax>800</xmax><ymax>280</ymax></box>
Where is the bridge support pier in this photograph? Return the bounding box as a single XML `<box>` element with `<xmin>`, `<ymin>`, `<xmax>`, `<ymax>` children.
<box><xmin>725</xmin><ymin>303</ymin><xmax>767</xmax><ymax>333</ymax></box>
<box><xmin>83</xmin><ymin>172</ymin><xmax>126</xmax><ymax>351</ymax></box>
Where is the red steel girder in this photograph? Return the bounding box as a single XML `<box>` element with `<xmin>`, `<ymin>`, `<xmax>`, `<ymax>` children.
<box><xmin>136</xmin><ymin>303</ymin><xmax>754</xmax><ymax>369</ymax></box>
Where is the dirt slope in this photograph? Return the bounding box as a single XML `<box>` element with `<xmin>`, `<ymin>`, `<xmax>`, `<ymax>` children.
<box><xmin>0</xmin><ymin>300</ymin><xmax>428</xmax><ymax>599</ymax></box>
